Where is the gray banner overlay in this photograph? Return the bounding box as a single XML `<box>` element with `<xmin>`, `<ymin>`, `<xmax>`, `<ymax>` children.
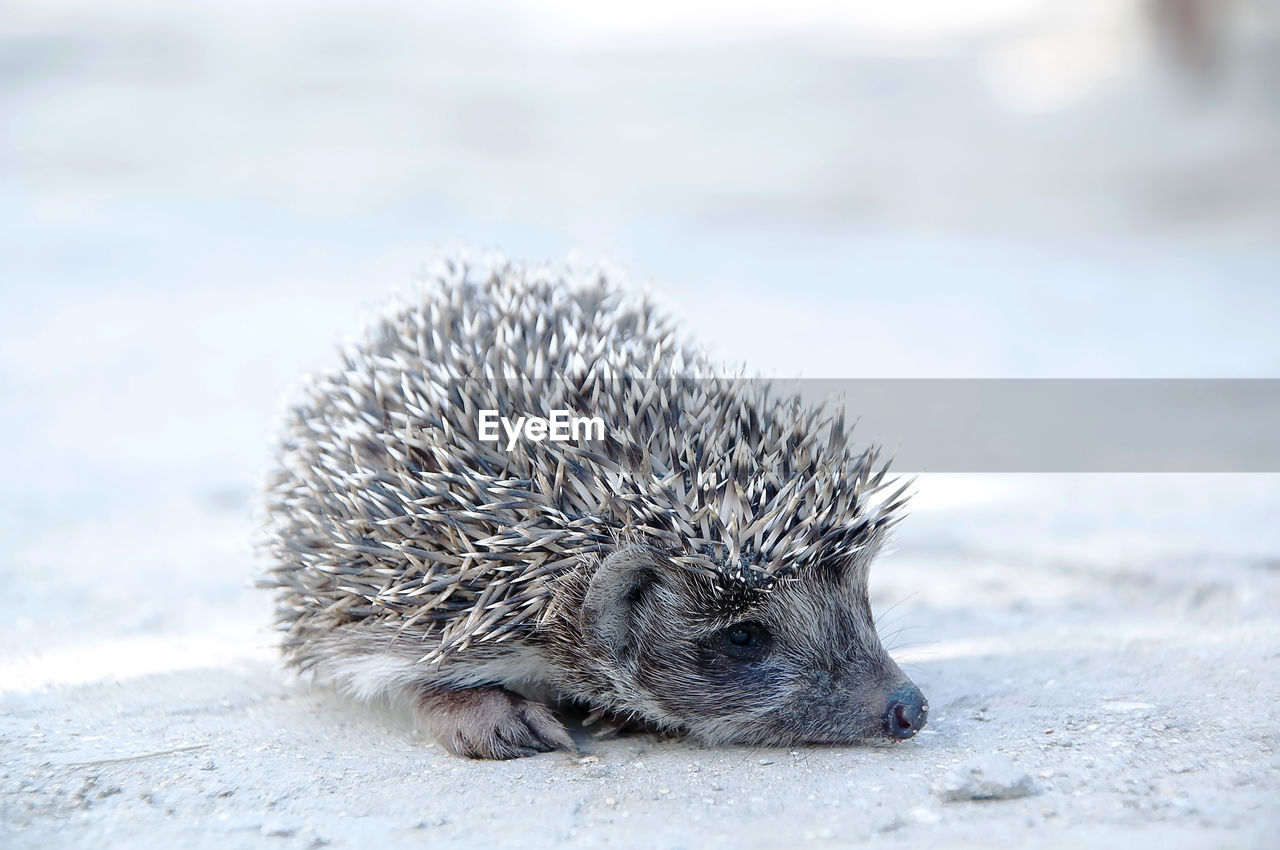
<box><xmin>788</xmin><ymin>379</ymin><xmax>1279</xmax><ymax>472</ymax></box>
<box><xmin>461</xmin><ymin>378</ymin><xmax>1278</xmax><ymax>472</ymax></box>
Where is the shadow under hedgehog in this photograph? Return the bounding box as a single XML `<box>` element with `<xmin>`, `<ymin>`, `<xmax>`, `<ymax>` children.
<box><xmin>260</xmin><ymin>258</ymin><xmax>927</xmax><ymax>759</ymax></box>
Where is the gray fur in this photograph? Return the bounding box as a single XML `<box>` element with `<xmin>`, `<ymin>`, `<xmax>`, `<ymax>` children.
<box><xmin>260</xmin><ymin>258</ymin><xmax>920</xmax><ymax>758</ymax></box>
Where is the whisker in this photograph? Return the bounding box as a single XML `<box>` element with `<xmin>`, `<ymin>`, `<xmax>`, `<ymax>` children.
<box><xmin>873</xmin><ymin>591</ymin><xmax>919</xmax><ymax>629</ymax></box>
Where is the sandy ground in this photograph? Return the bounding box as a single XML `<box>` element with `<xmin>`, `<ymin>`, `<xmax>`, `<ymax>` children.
<box><xmin>3</xmin><ymin>475</ymin><xmax>1278</xmax><ymax>849</ymax></box>
<box><xmin>3</xmin><ymin>1</ymin><xmax>1280</xmax><ymax>847</ymax></box>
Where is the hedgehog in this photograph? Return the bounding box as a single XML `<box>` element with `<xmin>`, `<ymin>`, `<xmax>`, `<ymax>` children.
<box><xmin>260</xmin><ymin>258</ymin><xmax>926</xmax><ymax>759</ymax></box>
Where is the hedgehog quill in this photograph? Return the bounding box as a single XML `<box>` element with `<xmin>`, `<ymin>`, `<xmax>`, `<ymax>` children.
<box><xmin>261</xmin><ymin>259</ymin><xmax>926</xmax><ymax>759</ymax></box>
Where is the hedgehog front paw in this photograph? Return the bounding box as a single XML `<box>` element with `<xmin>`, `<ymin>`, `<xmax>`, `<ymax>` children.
<box><xmin>416</xmin><ymin>687</ymin><xmax>576</xmax><ymax>759</ymax></box>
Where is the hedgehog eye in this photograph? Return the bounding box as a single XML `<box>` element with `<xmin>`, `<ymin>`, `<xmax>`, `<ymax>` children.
<box><xmin>718</xmin><ymin>622</ymin><xmax>771</xmax><ymax>661</ymax></box>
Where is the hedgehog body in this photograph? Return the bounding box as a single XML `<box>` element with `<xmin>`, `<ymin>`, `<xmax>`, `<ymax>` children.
<box><xmin>262</xmin><ymin>260</ymin><xmax>925</xmax><ymax>758</ymax></box>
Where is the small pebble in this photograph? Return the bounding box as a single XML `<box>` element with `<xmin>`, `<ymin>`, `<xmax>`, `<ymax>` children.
<box><xmin>935</xmin><ymin>754</ymin><xmax>1038</xmax><ymax>802</ymax></box>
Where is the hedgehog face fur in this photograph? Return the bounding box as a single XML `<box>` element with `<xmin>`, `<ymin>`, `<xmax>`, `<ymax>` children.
<box><xmin>559</xmin><ymin>544</ymin><xmax>917</xmax><ymax>747</ymax></box>
<box><xmin>261</xmin><ymin>258</ymin><xmax>926</xmax><ymax>759</ymax></box>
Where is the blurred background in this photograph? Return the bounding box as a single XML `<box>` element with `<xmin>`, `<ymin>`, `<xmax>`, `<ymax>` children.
<box><xmin>4</xmin><ymin>0</ymin><xmax>1280</xmax><ymax>670</ymax></box>
<box><xmin>3</xmin><ymin>0</ymin><xmax>1279</xmax><ymax>674</ymax></box>
<box><xmin>3</xmin><ymin>3</ymin><xmax>1279</xmax><ymax>845</ymax></box>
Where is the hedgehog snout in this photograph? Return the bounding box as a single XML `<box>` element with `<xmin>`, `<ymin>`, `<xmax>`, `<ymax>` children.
<box><xmin>883</xmin><ymin>681</ymin><xmax>928</xmax><ymax>740</ymax></box>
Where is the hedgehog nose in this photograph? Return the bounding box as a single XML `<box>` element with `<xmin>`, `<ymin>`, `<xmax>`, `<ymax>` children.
<box><xmin>884</xmin><ymin>683</ymin><xmax>928</xmax><ymax>740</ymax></box>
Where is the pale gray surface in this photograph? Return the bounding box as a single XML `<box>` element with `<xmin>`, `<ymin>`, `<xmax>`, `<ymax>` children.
<box><xmin>2</xmin><ymin>1</ymin><xmax>1279</xmax><ymax>848</ymax></box>
<box><xmin>3</xmin><ymin>475</ymin><xmax>1278</xmax><ymax>849</ymax></box>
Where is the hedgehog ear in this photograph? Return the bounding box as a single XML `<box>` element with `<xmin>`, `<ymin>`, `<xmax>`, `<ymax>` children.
<box><xmin>581</xmin><ymin>546</ymin><xmax>668</xmax><ymax>663</ymax></box>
